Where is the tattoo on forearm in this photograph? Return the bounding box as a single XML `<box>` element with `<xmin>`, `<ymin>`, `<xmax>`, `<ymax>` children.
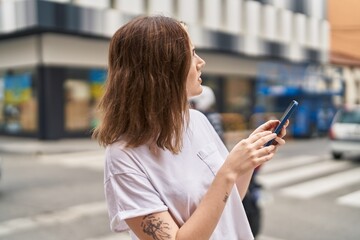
<box><xmin>223</xmin><ymin>192</ymin><xmax>229</xmax><ymax>203</ymax></box>
<box><xmin>141</xmin><ymin>214</ymin><xmax>172</xmax><ymax>240</ymax></box>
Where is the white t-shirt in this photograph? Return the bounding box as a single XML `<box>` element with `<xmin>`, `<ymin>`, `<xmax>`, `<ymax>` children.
<box><xmin>104</xmin><ymin>109</ymin><xmax>254</xmax><ymax>240</ymax></box>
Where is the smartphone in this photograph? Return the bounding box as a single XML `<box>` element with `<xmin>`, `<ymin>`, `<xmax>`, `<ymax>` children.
<box><xmin>265</xmin><ymin>100</ymin><xmax>299</xmax><ymax>146</ymax></box>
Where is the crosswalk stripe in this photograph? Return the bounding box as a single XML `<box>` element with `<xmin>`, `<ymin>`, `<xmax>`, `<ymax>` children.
<box><xmin>337</xmin><ymin>190</ymin><xmax>360</xmax><ymax>208</ymax></box>
<box><xmin>280</xmin><ymin>168</ymin><xmax>360</xmax><ymax>199</ymax></box>
<box><xmin>260</xmin><ymin>155</ymin><xmax>326</xmax><ymax>174</ymax></box>
<box><xmin>258</xmin><ymin>160</ymin><xmax>352</xmax><ymax>188</ymax></box>
<box><xmin>86</xmin><ymin>232</ymin><xmax>131</xmax><ymax>240</ymax></box>
<box><xmin>256</xmin><ymin>235</ymin><xmax>286</xmax><ymax>240</ymax></box>
<box><xmin>86</xmin><ymin>232</ymin><xmax>287</xmax><ymax>240</ymax></box>
<box><xmin>0</xmin><ymin>201</ymin><xmax>107</xmax><ymax>237</ymax></box>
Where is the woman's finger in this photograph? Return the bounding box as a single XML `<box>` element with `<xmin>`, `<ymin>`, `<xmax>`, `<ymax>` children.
<box><xmin>258</xmin><ymin>144</ymin><xmax>276</xmax><ymax>156</ymax></box>
<box><xmin>255</xmin><ymin>151</ymin><xmax>275</xmax><ymax>165</ymax></box>
<box><xmin>248</xmin><ymin>131</ymin><xmax>276</xmax><ymax>145</ymax></box>
<box><xmin>251</xmin><ymin>120</ymin><xmax>280</xmax><ymax>135</ymax></box>
<box><xmin>251</xmin><ymin>132</ymin><xmax>277</xmax><ymax>148</ymax></box>
<box><xmin>273</xmin><ymin>136</ymin><xmax>286</xmax><ymax>146</ymax></box>
<box><xmin>278</xmin><ymin>120</ymin><xmax>289</xmax><ymax>138</ymax></box>
<box><xmin>284</xmin><ymin>119</ymin><xmax>290</xmax><ymax>127</ymax></box>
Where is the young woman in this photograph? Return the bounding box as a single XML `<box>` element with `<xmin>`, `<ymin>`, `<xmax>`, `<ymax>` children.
<box><xmin>93</xmin><ymin>15</ymin><xmax>288</xmax><ymax>240</ymax></box>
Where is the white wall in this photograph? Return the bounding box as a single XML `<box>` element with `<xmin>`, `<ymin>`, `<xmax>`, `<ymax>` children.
<box><xmin>114</xmin><ymin>0</ymin><xmax>145</xmax><ymax>15</ymax></box>
<box><xmin>293</xmin><ymin>13</ymin><xmax>306</xmax><ymax>46</ymax></box>
<box><xmin>223</xmin><ymin>0</ymin><xmax>243</xmax><ymax>34</ymax></box>
<box><xmin>44</xmin><ymin>0</ymin><xmax>71</xmax><ymax>3</ymax></box>
<box><xmin>148</xmin><ymin>0</ymin><xmax>173</xmax><ymax>16</ymax></box>
<box><xmin>177</xmin><ymin>0</ymin><xmax>199</xmax><ymax>25</ymax></box>
<box><xmin>41</xmin><ymin>34</ymin><xmax>109</xmax><ymax>68</ymax></box>
<box><xmin>103</xmin><ymin>9</ymin><xmax>125</xmax><ymax>37</ymax></box>
<box><xmin>320</xmin><ymin>20</ymin><xmax>330</xmax><ymax>51</ymax></box>
<box><xmin>243</xmin><ymin>0</ymin><xmax>262</xmax><ymax>56</ymax></box>
<box><xmin>0</xmin><ymin>33</ymin><xmax>108</xmax><ymax>68</ymax></box>
<box><xmin>203</xmin><ymin>0</ymin><xmax>222</xmax><ymax>30</ymax></box>
<box><xmin>262</xmin><ymin>4</ymin><xmax>277</xmax><ymax>41</ymax></box>
<box><xmin>354</xmin><ymin>68</ymin><xmax>360</xmax><ymax>105</ymax></box>
<box><xmin>305</xmin><ymin>0</ymin><xmax>326</xmax><ymax>19</ymax></box>
<box><xmin>270</xmin><ymin>0</ymin><xmax>290</xmax><ymax>9</ymax></box>
<box><xmin>307</xmin><ymin>17</ymin><xmax>320</xmax><ymax>49</ymax></box>
<box><xmin>0</xmin><ymin>0</ymin><xmax>16</xmax><ymax>33</ymax></box>
<box><xmin>278</xmin><ymin>9</ymin><xmax>292</xmax><ymax>43</ymax></box>
<box><xmin>199</xmin><ymin>52</ymin><xmax>257</xmax><ymax>76</ymax></box>
<box><xmin>0</xmin><ymin>36</ymin><xmax>39</xmax><ymax>68</ymax></box>
<box><xmin>343</xmin><ymin>67</ymin><xmax>360</xmax><ymax>105</ymax></box>
<box><xmin>0</xmin><ymin>0</ymin><xmax>36</xmax><ymax>34</ymax></box>
<box><xmin>0</xmin><ymin>0</ymin><xmax>330</xmax><ymax>66</ymax></box>
<box><xmin>286</xmin><ymin>13</ymin><xmax>307</xmax><ymax>62</ymax></box>
<box><xmin>343</xmin><ymin>67</ymin><xmax>357</xmax><ymax>105</ymax></box>
<box><xmin>73</xmin><ymin>0</ymin><xmax>110</xmax><ymax>8</ymax></box>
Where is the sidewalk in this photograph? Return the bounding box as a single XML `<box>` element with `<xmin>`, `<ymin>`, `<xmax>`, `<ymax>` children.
<box><xmin>0</xmin><ymin>136</ymin><xmax>103</xmax><ymax>155</ymax></box>
<box><xmin>0</xmin><ymin>131</ymin><xmax>300</xmax><ymax>155</ymax></box>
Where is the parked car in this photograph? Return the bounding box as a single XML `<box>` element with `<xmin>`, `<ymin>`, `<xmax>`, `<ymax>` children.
<box><xmin>328</xmin><ymin>105</ymin><xmax>360</xmax><ymax>159</ymax></box>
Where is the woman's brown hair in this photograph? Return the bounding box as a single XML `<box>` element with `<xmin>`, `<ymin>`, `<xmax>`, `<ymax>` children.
<box><xmin>92</xmin><ymin>15</ymin><xmax>192</xmax><ymax>154</ymax></box>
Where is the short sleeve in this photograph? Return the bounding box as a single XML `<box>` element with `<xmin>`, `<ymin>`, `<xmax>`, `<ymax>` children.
<box><xmin>104</xmin><ymin>146</ymin><xmax>168</xmax><ymax>232</ymax></box>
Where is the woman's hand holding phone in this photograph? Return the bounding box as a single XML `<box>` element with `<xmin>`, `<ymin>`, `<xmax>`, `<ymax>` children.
<box><xmin>225</xmin><ymin>101</ymin><xmax>296</xmax><ymax>178</ymax></box>
<box><xmin>265</xmin><ymin>100</ymin><xmax>298</xmax><ymax>146</ymax></box>
<box><xmin>252</xmin><ymin>119</ymin><xmax>288</xmax><ymax>146</ymax></box>
<box><xmin>225</xmin><ymin>120</ymin><xmax>288</xmax><ymax>175</ymax></box>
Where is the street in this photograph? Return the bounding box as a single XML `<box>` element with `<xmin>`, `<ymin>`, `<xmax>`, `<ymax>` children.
<box><xmin>0</xmin><ymin>137</ymin><xmax>359</xmax><ymax>240</ymax></box>
<box><xmin>257</xmin><ymin>138</ymin><xmax>360</xmax><ymax>240</ymax></box>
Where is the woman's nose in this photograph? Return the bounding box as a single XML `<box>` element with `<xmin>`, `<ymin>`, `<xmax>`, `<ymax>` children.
<box><xmin>198</xmin><ymin>57</ymin><xmax>206</xmax><ymax>69</ymax></box>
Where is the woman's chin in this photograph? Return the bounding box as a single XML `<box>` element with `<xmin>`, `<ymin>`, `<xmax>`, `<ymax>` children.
<box><xmin>195</xmin><ymin>85</ymin><xmax>203</xmax><ymax>95</ymax></box>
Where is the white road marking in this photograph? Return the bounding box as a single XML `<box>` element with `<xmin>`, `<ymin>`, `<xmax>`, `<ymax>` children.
<box><xmin>85</xmin><ymin>230</ymin><xmax>287</xmax><ymax>240</ymax></box>
<box><xmin>87</xmin><ymin>233</ymin><xmax>286</xmax><ymax>240</ymax></box>
<box><xmin>337</xmin><ymin>190</ymin><xmax>360</xmax><ymax>208</ymax></box>
<box><xmin>280</xmin><ymin>168</ymin><xmax>360</xmax><ymax>199</ymax></box>
<box><xmin>256</xmin><ymin>235</ymin><xmax>287</xmax><ymax>240</ymax></box>
<box><xmin>86</xmin><ymin>232</ymin><xmax>131</xmax><ymax>240</ymax></box>
<box><xmin>260</xmin><ymin>155</ymin><xmax>326</xmax><ymax>174</ymax></box>
<box><xmin>258</xmin><ymin>160</ymin><xmax>352</xmax><ymax>188</ymax></box>
<box><xmin>0</xmin><ymin>201</ymin><xmax>107</xmax><ymax>237</ymax></box>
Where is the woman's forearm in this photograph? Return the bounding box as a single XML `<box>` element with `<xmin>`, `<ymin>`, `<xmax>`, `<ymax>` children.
<box><xmin>236</xmin><ymin>169</ymin><xmax>254</xmax><ymax>200</ymax></box>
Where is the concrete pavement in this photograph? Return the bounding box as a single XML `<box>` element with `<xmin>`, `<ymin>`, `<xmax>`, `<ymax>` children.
<box><xmin>0</xmin><ymin>130</ymin><xmax>296</xmax><ymax>155</ymax></box>
<box><xmin>0</xmin><ymin>136</ymin><xmax>102</xmax><ymax>155</ymax></box>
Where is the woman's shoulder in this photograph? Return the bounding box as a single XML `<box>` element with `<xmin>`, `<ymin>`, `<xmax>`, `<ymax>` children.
<box><xmin>189</xmin><ymin>108</ymin><xmax>213</xmax><ymax>126</ymax></box>
<box><xmin>189</xmin><ymin>108</ymin><xmax>207</xmax><ymax>120</ymax></box>
<box><xmin>105</xmin><ymin>140</ymin><xmax>129</xmax><ymax>167</ymax></box>
<box><xmin>105</xmin><ymin>139</ymin><xmax>127</xmax><ymax>156</ymax></box>
<box><xmin>105</xmin><ymin>139</ymin><xmax>147</xmax><ymax>160</ymax></box>
<box><xmin>104</xmin><ymin>140</ymin><xmax>150</xmax><ymax>177</ymax></box>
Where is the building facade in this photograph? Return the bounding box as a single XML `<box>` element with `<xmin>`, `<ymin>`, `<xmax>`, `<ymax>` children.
<box><xmin>0</xmin><ymin>0</ymin><xmax>334</xmax><ymax>140</ymax></box>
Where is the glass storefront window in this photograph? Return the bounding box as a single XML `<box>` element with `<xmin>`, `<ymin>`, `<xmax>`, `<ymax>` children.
<box><xmin>64</xmin><ymin>69</ymin><xmax>106</xmax><ymax>132</ymax></box>
<box><xmin>224</xmin><ymin>76</ymin><xmax>254</xmax><ymax>120</ymax></box>
<box><xmin>64</xmin><ymin>79</ymin><xmax>91</xmax><ymax>131</ymax></box>
<box><xmin>0</xmin><ymin>68</ymin><xmax>38</xmax><ymax>133</ymax></box>
<box><xmin>201</xmin><ymin>74</ymin><xmax>255</xmax><ymax>149</ymax></box>
<box><xmin>89</xmin><ymin>69</ymin><xmax>106</xmax><ymax>129</ymax></box>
